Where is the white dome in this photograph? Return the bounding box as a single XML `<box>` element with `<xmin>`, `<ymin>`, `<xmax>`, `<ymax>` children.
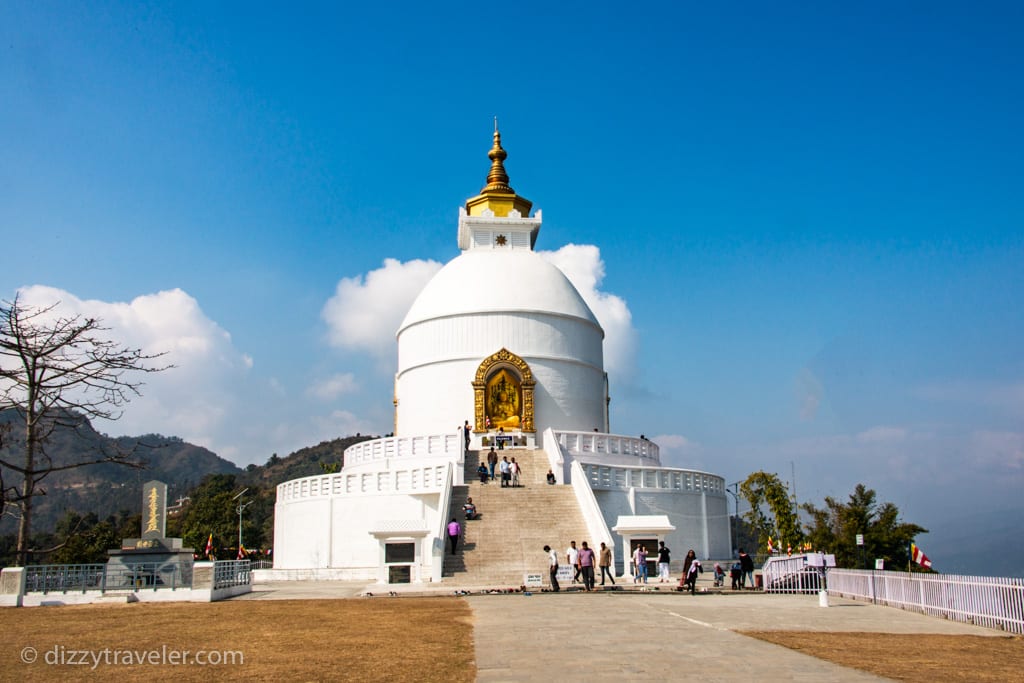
<box><xmin>398</xmin><ymin>250</ymin><xmax>602</xmax><ymax>334</ymax></box>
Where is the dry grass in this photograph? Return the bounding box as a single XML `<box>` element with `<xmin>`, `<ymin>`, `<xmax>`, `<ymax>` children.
<box><xmin>741</xmin><ymin>631</ymin><xmax>1024</xmax><ymax>682</ymax></box>
<box><xmin>0</xmin><ymin>598</ymin><xmax>475</xmax><ymax>682</ymax></box>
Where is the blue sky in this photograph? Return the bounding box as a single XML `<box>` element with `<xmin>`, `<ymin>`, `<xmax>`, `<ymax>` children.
<box><xmin>2</xmin><ymin>2</ymin><xmax>1022</xmax><ymax>567</ymax></box>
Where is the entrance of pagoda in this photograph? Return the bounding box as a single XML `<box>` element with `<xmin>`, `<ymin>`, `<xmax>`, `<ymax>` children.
<box><xmin>472</xmin><ymin>348</ymin><xmax>535</xmax><ymax>447</ymax></box>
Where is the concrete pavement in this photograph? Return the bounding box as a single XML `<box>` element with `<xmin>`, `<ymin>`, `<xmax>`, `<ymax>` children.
<box><xmin>241</xmin><ymin>580</ymin><xmax>1002</xmax><ymax>681</ymax></box>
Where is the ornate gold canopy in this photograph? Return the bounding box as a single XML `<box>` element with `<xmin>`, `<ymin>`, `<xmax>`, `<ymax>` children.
<box><xmin>473</xmin><ymin>348</ymin><xmax>535</xmax><ymax>433</ymax></box>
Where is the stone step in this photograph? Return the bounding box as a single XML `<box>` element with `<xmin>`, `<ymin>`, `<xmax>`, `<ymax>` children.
<box><xmin>444</xmin><ymin>448</ymin><xmax>592</xmax><ymax>583</ymax></box>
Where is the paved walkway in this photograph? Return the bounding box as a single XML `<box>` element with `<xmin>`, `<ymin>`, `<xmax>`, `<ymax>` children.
<box><xmin>242</xmin><ymin>581</ymin><xmax>1002</xmax><ymax>681</ymax></box>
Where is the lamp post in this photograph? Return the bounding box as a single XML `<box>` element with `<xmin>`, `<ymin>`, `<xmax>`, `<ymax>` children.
<box><xmin>727</xmin><ymin>481</ymin><xmax>742</xmax><ymax>559</ymax></box>
<box><xmin>232</xmin><ymin>488</ymin><xmax>253</xmax><ymax>554</ymax></box>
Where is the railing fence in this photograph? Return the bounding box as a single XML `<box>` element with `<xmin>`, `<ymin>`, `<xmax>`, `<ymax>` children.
<box><xmin>762</xmin><ymin>555</ymin><xmax>1024</xmax><ymax>635</ymax></box>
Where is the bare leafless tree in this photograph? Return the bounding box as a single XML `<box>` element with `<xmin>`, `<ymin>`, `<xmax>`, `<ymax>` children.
<box><xmin>0</xmin><ymin>294</ymin><xmax>170</xmax><ymax>565</ymax></box>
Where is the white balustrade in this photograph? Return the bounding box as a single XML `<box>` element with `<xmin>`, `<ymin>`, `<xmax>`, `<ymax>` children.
<box><xmin>277</xmin><ymin>464</ymin><xmax>450</xmax><ymax>502</ymax></box>
<box><xmin>580</xmin><ymin>462</ymin><xmax>725</xmax><ymax>493</ymax></box>
<box><xmin>553</xmin><ymin>430</ymin><xmax>660</xmax><ymax>463</ymax></box>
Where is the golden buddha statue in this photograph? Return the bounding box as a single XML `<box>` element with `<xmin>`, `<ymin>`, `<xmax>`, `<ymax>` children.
<box><xmin>486</xmin><ymin>371</ymin><xmax>521</xmax><ymax>429</ymax></box>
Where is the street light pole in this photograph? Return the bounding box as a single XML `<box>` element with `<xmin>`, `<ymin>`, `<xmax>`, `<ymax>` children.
<box><xmin>232</xmin><ymin>488</ymin><xmax>253</xmax><ymax>554</ymax></box>
<box><xmin>727</xmin><ymin>481</ymin><xmax>742</xmax><ymax>559</ymax></box>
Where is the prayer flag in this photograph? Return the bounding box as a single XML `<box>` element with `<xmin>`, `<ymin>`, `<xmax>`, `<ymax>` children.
<box><xmin>237</xmin><ymin>543</ymin><xmax>248</xmax><ymax>560</ymax></box>
<box><xmin>911</xmin><ymin>542</ymin><xmax>932</xmax><ymax>569</ymax></box>
<box><xmin>204</xmin><ymin>533</ymin><xmax>213</xmax><ymax>559</ymax></box>
<box><xmin>767</xmin><ymin>536</ymin><xmax>774</xmax><ymax>554</ymax></box>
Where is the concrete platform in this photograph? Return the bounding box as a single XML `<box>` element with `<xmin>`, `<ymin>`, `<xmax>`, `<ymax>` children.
<box><xmin>240</xmin><ymin>579</ymin><xmax>1002</xmax><ymax>681</ymax></box>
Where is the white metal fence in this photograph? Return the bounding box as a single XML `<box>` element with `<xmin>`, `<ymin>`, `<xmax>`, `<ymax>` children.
<box><xmin>827</xmin><ymin>569</ymin><xmax>1024</xmax><ymax>635</ymax></box>
<box><xmin>762</xmin><ymin>555</ymin><xmax>825</xmax><ymax>594</ymax></box>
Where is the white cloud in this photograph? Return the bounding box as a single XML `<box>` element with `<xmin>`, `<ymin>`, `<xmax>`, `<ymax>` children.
<box><xmin>307</xmin><ymin>373</ymin><xmax>359</xmax><ymax>400</ymax></box>
<box><xmin>539</xmin><ymin>244</ymin><xmax>637</xmax><ymax>377</ymax></box>
<box><xmin>969</xmin><ymin>430</ymin><xmax>1024</xmax><ymax>471</ymax></box>
<box><xmin>857</xmin><ymin>426</ymin><xmax>908</xmax><ymax>443</ymax></box>
<box><xmin>13</xmin><ymin>285</ymin><xmax>252</xmax><ymax>451</ymax></box>
<box><xmin>913</xmin><ymin>379</ymin><xmax>1024</xmax><ymax>419</ymax></box>
<box><xmin>652</xmin><ymin>433</ymin><xmax>700</xmax><ymax>468</ymax></box>
<box><xmin>321</xmin><ymin>258</ymin><xmax>442</xmax><ymax>359</ymax></box>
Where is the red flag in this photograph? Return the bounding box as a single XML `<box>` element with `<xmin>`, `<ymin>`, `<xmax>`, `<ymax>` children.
<box><xmin>237</xmin><ymin>543</ymin><xmax>248</xmax><ymax>560</ymax></box>
<box><xmin>911</xmin><ymin>543</ymin><xmax>932</xmax><ymax>569</ymax></box>
<box><xmin>204</xmin><ymin>533</ymin><xmax>213</xmax><ymax>559</ymax></box>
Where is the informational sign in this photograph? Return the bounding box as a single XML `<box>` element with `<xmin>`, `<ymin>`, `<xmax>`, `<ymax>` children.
<box><xmin>875</xmin><ymin>558</ymin><xmax>885</xmax><ymax>570</ymax></box>
<box><xmin>524</xmin><ymin>573</ymin><xmax>543</xmax><ymax>588</ymax></box>
<box><xmin>855</xmin><ymin>534</ymin><xmax>864</xmax><ymax>546</ymax></box>
<box><xmin>496</xmin><ymin>435</ymin><xmax>513</xmax><ymax>446</ymax></box>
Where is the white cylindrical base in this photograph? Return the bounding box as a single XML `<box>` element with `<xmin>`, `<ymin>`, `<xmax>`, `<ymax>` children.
<box><xmin>818</xmin><ymin>589</ymin><xmax>829</xmax><ymax>607</ymax></box>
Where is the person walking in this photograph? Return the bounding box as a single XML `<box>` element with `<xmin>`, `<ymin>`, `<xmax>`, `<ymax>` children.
<box><xmin>657</xmin><ymin>541</ymin><xmax>672</xmax><ymax>583</ymax></box>
<box><xmin>447</xmin><ymin>518</ymin><xmax>461</xmax><ymax>554</ymax></box>
<box><xmin>578</xmin><ymin>541</ymin><xmax>597</xmax><ymax>591</ymax></box>
<box><xmin>633</xmin><ymin>545</ymin><xmax>648</xmax><ymax>584</ymax></box>
<box><xmin>544</xmin><ymin>545</ymin><xmax>560</xmax><ymax>592</ymax></box>
<box><xmin>487</xmin><ymin>447</ymin><xmax>498</xmax><ymax>480</ymax></box>
<box><xmin>499</xmin><ymin>456</ymin><xmax>511</xmax><ymax>488</ymax></box>
<box><xmin>510</xmin><ymin>457</ymin><xmax>521</xmax><ymax>487</ymax></box>
<box><xmin>679</xmin><ymin>549</ymin><xmax>696</xmax><ymax>590</ymax></box>
<box><xmin>599</xmin><ymin>542</ymin><xmax>615</xmax><ymax>586</ymax></box>
<box><xmin>739</xmin><ymin>548</ymin><xmax>755</xmax><ymax>589</ymax></box>
<box><xmin>566</xmin><ymin>541</ymin><xmax>580</xmax><ymax>585</ymax></box>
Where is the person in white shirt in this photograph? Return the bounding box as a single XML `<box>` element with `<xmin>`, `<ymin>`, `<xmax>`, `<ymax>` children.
<box><xmin>510</xmin><ymin>457</ymin><xmax>522</xmax><ymax>487</ymax></box>
<box><xmin>567</xmin><ymin>541</ymin><xmax>580</xmax><ymax>584</ymax></box>
<box><xmin>544</xmin><ymin>545</ymin><xmax>560</xmax><ymax>592</ymax></box>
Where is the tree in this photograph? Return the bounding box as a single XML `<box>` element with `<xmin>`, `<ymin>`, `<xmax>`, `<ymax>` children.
<box><xmin>0</xmin><ymin>294</ymin><xmax>168</xmax><ymax>565</ymax></box>
<box><xmin>802</xmin><ymin>483</ymin><xmax>926</xmax><ymax>569</ymax></box>
<box><xmin>178</xmin><ymin>474</ymin><xmax>269</xmax><ymax>559</ymax></box>
<box><xmin>739</xmin><ymin>471</ymin><xmax>803</xmax><ymax>556</ymax></box>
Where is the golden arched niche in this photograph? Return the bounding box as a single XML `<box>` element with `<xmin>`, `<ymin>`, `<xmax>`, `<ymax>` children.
<box><xmin>473</xmin><ymin>348</ymin><xmax>535</xmax><ymax>433</ymax></box>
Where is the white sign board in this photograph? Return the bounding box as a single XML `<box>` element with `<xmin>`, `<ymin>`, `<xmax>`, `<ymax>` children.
<box><xmin>875</xmin><ymin>558</ymin><xmax>885</xmax><ymax>570</ymax></box>
<box><xmin>855</xmin><ymin>534</ymin><xmax>864</xmax><ymax>546</ymax></box>
<box><xmin>524</xmin><ymin>573</ymin><xmax>543</xmax><ymax>588</ymax></box>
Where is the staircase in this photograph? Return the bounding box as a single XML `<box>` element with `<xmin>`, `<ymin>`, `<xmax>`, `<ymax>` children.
<box><xmin>443</xmin><ymin>448</ymin><xmax>590</xmax><ymax>586</ymax></box>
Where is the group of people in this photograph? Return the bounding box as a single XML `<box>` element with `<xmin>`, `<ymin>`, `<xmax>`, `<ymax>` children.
<box><xmin>629</xmin><ymin>541</ymin><xmax>686</xmax><ymax>586</ymax></box>
<box><xmin>540</xmin><ymin>541</ymin><xmax>759</xmax><ymax>593</ymax></box>
<box><xmin>477</xmin><ymin>447</ymin><xmax>523</xmax><ymax>488</ymax></box>
<box><xmin>544</xmin><ymin>540</ymin><xmax>616</xmax><ymax>592</ymax></box>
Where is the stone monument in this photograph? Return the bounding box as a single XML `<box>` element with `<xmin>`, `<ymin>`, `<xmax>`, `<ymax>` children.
<box><xmin>107</xmin><ymin>480</ymin><xmax>195</xmax><ymax>588</ymax></box>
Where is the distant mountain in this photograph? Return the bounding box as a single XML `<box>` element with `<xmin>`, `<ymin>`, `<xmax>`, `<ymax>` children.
<box><xmin>241</xmin><ymin>434</ymin><xmax>374</xmax><ymax>488</ymax></box>
<box><xmin>918</xmin><ymin>508</ymin><xmax>1024</xmax><ymax>578</ymax></box>
<box><xmin>0</xmin><ymin>409</ymin><xmax>242</xmax><ymax>535</ymax></box>
<box><xmin>0</xmin><ymin>409</ymin><xmax>376</xmax><ymax>540</ymax></box>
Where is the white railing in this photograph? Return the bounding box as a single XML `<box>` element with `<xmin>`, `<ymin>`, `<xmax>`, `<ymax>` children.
<box><xmin>541</xmin><ymin>428</ymin><xmax>570</xmax><ymax>484</ymax></box>
<box><xmin>827</xmin><ymin>569</ymin><xmax>1024</xmax><ymax>635</ymax></box>
<box><xmin>277</xmin><ymin>464</ymin><xmax>451</xmax><ymax>502</ymax></box>
<box><xmin>431</xmin><ymin>463</ymin><xmax>454</xmax><ymax>583</ymax></box>
<box><xmin>579</xmin><ymin>462</ymin><xmax>725</xmax><ymax>494</ymax></box>
<box><xmin>569</xmin><ymin>459</ymin><xmax>615</xmax><ymax>565</ymax></box>
<box><xmin>553</xmin><ymin>430</ymin><xmax>660</xmax><ymax>463</ymax></box>
<box><xmin>344</xmin><ymin>433</ymin><xmax>462</xmax><ymax>466</ymax></box>
<box><xmin>762</xmin><ymin>554</ymin><xmax>825</xmax><ymax>594</ymax></box>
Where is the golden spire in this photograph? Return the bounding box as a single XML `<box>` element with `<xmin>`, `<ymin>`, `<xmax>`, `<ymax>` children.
<box><xmin>466</xmin><ymin>120</ymin><xmax>533</xmax><ymax>218</ymax></box>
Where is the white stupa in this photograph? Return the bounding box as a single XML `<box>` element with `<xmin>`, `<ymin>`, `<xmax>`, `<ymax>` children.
<box><xmin>272</xmin><ymin>128</ymin><xmax>729</xmax><ymax>585</ymax></box>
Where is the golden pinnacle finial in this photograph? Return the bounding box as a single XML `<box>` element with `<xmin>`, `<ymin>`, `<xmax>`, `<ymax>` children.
<box><xmin>465</xmin><ymin>121</ymin><xmax>533</xmax><ymax>218</ymax></box>
<box><xmin>482</xmin><ymin>121</ymin><xmax>512</xmax><ymax>194</ymax></box>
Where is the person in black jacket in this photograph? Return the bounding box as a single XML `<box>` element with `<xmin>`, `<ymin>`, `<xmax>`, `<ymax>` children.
<box><xmin>739</xmin><ymin>548</ymin><xmax>755</xmax><ymax>589</ymax></box>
